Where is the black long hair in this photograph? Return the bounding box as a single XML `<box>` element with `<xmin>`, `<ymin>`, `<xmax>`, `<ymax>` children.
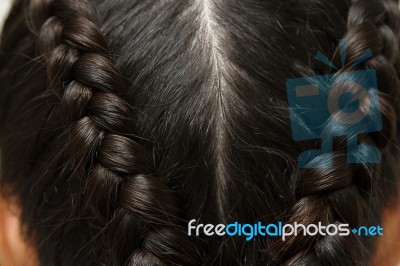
<box><xmin>1</xmin><ymin>0</ymin><xmax>400</xmax><ymax>265</ymax></box>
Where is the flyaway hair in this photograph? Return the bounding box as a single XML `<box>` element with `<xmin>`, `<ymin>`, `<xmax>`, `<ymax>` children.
<box><xmin>0</xmin><ymin>0</ymin><xmax>400</xmax><ymax>265</ymax></box>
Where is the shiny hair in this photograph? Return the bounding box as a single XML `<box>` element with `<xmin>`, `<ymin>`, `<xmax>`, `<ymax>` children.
<box><xmin>1</xmin><ymin>0</ymin><xmax>399</xmax><ymax>265</ymax></box>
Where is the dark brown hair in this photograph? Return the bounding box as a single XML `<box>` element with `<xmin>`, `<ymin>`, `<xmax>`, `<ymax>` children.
<box><xmin>1</xmin><ymin>0</ymin><xmax>400</xmax><ymax>265</ymax></box>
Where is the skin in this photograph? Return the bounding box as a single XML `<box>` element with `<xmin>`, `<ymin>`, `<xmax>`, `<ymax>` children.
<box><xmin>370</xmin><ymin>195</ymin><xmax>400</xmax><ymax>266</ymax></box>
<box><xmin>0</xmin><ymin>197</ymin><xmax>37</xmax><ymax>266</ymax></box>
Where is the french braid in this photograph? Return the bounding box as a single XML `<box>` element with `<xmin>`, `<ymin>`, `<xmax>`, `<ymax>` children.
<box><xmin>29</xmin><ymin>0</ymin><xmax>199</xmax><ymax>264</ymax></box>
<box><xmin>267</xmin><ymin>0</ymin><xmax>400</xmax><ymax>264</ymax></box>
<box><xmin>2</xmin><ymin>0</ymin><xmax>400</xmax><ymax>265</ymax></box>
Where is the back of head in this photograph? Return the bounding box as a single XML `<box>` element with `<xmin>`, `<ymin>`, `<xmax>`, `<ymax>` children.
<box><xmin>1</xmin><ymin>0</ymin><xmax>400</xmax><ymax>265</ymax></box>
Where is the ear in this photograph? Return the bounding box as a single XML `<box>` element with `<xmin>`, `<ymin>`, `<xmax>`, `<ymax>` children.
<box><xmin>0</xmin><ymin>197</ymin><xmax>38</xmax><ymax>266</ymax></box>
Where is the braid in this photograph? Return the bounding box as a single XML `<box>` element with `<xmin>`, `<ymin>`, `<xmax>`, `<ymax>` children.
<box><xmin>267</xmin><ymin>0</ymin><xmax>400</xmax><ymax>264</ymax></box>
<box><xmin>4</xmin><ymin>0</ymin><xmax>400</xmax><ymax>264</ymax></box>
<box><xmin>29</xmin><ymin>0</ymin><xmax>199</xmax><ymax>264</ymax></box>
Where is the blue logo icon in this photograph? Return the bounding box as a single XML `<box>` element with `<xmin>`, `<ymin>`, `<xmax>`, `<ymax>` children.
<box><xmin>287</xmin><ymin>39</ymin><xmax>382</xmax><ymax>168</ymax></box>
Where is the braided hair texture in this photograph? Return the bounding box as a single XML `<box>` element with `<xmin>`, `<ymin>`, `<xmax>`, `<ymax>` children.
<box><xmin>0</xmin><ymin>0</ymin><xmax>399</xmax><ymax>265</ymax></box>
